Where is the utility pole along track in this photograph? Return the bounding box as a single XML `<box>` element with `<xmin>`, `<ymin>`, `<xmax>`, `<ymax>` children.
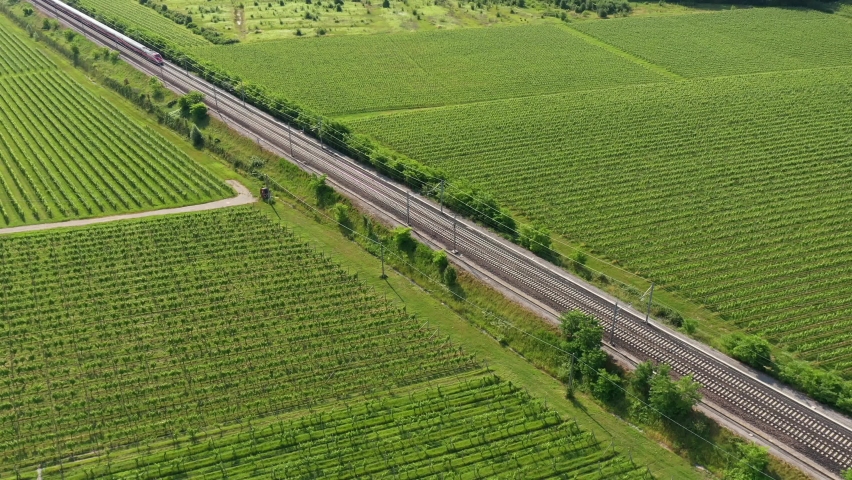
<box><xmin>30</xmin><ymin>2</ymin><xmax>852</xmax><ymax>477</ymax></box>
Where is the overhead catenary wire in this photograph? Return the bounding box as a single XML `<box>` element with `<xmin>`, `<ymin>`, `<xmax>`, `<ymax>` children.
<box><xmin>258</xmin><ymin>174</ymin><xmax>775</xmax><ymax>480</ymax></box>
<box><xmin>188</xmin><ymin>66</ymin><xmax>779</xmax><ymax>369</ymax></box>
<box><xmin>31</xmin><ymin>6</ymin><xmax>840</xmax><ymax>470</ymax></box>
<box><xmin>41</xmin><ymin>11</ymin><xmax>714</xmax><ymax>325</ymax></box>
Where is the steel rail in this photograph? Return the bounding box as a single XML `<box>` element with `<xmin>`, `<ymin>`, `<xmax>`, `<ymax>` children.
<box><xmin>29</xmin><ymin>2</ymin><xmax>852</xmax><ymax>477</ymax></box>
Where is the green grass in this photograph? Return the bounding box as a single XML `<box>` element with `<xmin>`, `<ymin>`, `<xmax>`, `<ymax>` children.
<box><xmin>572</xmin><ymin>8</ymin><xmax>852</xmax><ymax>77</ymax></box>
<box><xmin>0</xmin><ymin>208</ymin><xmax>476</xmax><ymax>476</ymax></box>
<box><xmin>192</xmin><ymin>24</ymin><xmax>669</xmax><ymax>116</ymax></box>
<box><xmin>0</xmin><ymin>15</ymin><xmax>229</xmax><ymax>227</ymax></box>
<box><xmin>158</xmin><ymin>0</ymin><xmax>551</xmax><ymax>42</ymax></box>
<box><xmin>0</xmin><ymin>209</ymin><xmax>653</xmax><ymax>479</ymax></box>
<box><xmin>42</xmin><ymin>377</ymin><xmax>651</xmax><ymax>479</ymax></box>
<box><xmin>352</xmin><ymin>66</ymin><xmax>852</xmax><ymax>373</ymax></box>
<box><xmin>1</xmin><ymin>5</ymin><xmax>811</xmax><ymax>477</ymax></box>
<box><xmin>73</xmin><ymin>0</ymin><xmax>210</xmax><ymax>47</ymax></box>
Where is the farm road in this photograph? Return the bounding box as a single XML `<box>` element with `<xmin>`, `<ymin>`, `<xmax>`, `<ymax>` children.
<box><xmin>0</xmin><ymin>180</ymin><xmax>255</xmax><ymax>236</ymax></box>
<box><xmin>25</xmin><ymin>2</ymin><xmax>852</xmax><ymax>477</ymax></box>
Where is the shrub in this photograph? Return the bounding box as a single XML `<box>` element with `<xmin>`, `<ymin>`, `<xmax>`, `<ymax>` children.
<box><xmin>190</xmin><ymin>125</ymin><xmax>205</xmax><ymax>147</ymax></box>
<box><xmin>518</xmin><ymin>223</ymin><xmax>552</xmax><ymax>258</ymax></box>
<box><xmin>649</xmin><ymin>364</ymin><xmax>701</xmax><ymax>420</ymax></box>
<box><xmin>190</xmin><ymin>102</ymin><xmax>209</xmax><ymax>122</ymax></box>
<box><xmin>391</xmin><ymin>227</ymin><xmax>415</xmax><ymax>253</ymax></box>
<box><xmin>591</xmin><ymin>369</ymin><xmax>621</xmax><ymax>402</ymax></box>
<box><xmin>725</xmin><ymin>441</ymin><xmax>770</xmax><ymax>480</ymax></box>
<box><xmin>560</xmin><ymin>310</ymin><xmax>607</xmax><ymax>382</ymax></box>
<box><xmin>308</xmin><ymin>174</ymin><xmax>336</xmax><ymax>206</ymax></box>
<box><xmin>629</xmin><ymin>361</ymin><xmax>655</xmax><ymax>400</ymax></box>
<box><xmin>433</xmin><ymin>250</ymin><xmax>449</xmax><ymax>274</ymax></box>
<box><xmin>179</xmin><ymin>91</ymin><xmax>205</xmax><ymax>113</ymax></box>
<box><xmin>443</xmin><ymin>265</ymin><xmax>458</xmax><ymax>286</ymax></box>
<box><xmin>723</xmin><ymin>334</ymin><xmax>772</xmax><ymax>371</ymax></box>
<box><xmin>149</xmin><ymin>77</ymin><xmax>166</xmax><ymax>99</ymax></box>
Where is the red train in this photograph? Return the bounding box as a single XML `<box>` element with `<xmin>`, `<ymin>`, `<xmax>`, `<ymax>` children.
<box><xmin>35</xmin><ymin>0</ymin><xmax>165</xmax><ymax>65</ymax></box>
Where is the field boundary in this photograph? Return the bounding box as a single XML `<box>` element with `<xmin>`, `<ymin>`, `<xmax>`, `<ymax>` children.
<box><xmin>0</xmin><ymin>179</ymin><xmax>254</xmax><ymax>236</ymax></box>
<box><xmin>561</xmin><ymin>24</ymin><xmax>685</xmax><ymax>81</ymax></box>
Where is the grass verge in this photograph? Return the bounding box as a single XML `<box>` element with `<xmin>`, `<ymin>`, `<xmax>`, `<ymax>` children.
<box><xmin>4</xmin><ymin>5</ymin><xmax>812</xmax><ymax>479</ymax></box>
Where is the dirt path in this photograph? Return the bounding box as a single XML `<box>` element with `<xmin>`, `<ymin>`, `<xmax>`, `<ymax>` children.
<box><xmin>0</xmin><ymin>180</ymin><xmax>255</xmax><ymax>236</ymax></box>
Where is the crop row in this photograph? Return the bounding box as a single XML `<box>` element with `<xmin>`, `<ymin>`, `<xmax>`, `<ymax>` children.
<box><xmin>0</xmin><ymin>53</ymin><xmax>229</xmax><ymax>225</ymax></box>
<box><xmin>42</xmin><ymin>377</ymin><xmax>651</xmax><ymax>480</ymax></box>
<box><xmin>573</xmin><ymin>8</ymin><xmax>852</xmax><ymax>78</ymax></box>
<box><xmin>0</xmin><ymin>209</ymin><xmax>478</xmax><ymax>474</ymax></box>
<box><xmin>191</xmin><ymin>24</ymin><xmax>669</xmax><ymax>116</ymax></box>
<box><xmin>353</xmin><ymin>66</ymin><xmax>852</xmax><ymax>373</ymax></box>
<box><xmin>75</xmin><ymin>0</ymin><xmax>210</xmax><ymax>48</ymax></box>
<box><xmin>0</xmin><ymin>22</ymin><xmax>55</xmax><ymax>76</ymax></box>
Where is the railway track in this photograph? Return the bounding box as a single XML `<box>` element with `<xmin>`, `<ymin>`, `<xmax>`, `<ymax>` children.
<box><xmin>29</xmin><ymin>2</ymin><xmax>852</xmax><ymax>477</ymax></box>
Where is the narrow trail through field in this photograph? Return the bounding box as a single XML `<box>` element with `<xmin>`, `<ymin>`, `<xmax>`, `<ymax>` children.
<box><xmin>0</xmin><ymin>180</ymin><xmax>255</xmax><ymax>235</ymax></box>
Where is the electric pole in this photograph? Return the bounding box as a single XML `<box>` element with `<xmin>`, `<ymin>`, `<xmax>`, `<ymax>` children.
<box><xmin>440</xmin><ymin>180</ymin><xmax>445</xmax><ymax>213</ymax></box>
<box><xmin>452</xmin><ymin>215</ymin><xmax>458</xmax><ymax>254</ymax></box>
<box><xmin>644</xmin><ymin>282</ymin><xmax>655</xmax><ymax>324</ymax></box>
<box><xmin>610</xmin><ymin>302</ymin><xmax>620</xmax><ymax>345</ymax></box>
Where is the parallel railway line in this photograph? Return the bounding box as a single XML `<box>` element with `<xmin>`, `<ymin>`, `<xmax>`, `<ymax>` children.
<box><xmin>27</xmin><ymin>2</ymin><xmax>852</xmax><ymax>477</ymax></box>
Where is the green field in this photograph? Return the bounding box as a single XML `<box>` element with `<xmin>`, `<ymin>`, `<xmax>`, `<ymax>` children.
<box><xmin>0</xmin><ymin>16</ymin><xmax>229</xmax><ymax>227</ymax></box>
<box><xmin>0</xmin><ymin>208</ymin><xmax>648</xmax><ymax>479</ymax></box>
<box><xmin>192</xmin><ymin>24</ymin><xmax>669</xmax><ymax>115</ymax></box>
<box><xmin>156</xmin><ymin>0</ymin><xmax>550</xmax><ymax>42</ymax></box>
<box><xmin>573</xmin><ymin>8</ymin><xmax>852</xmax><ymax>77</ymax></box>
<box><xmin>353</xmin><ymin>65</ymin><xmax>852</xmax><ymax>372</ymax></box>
<box><xmin>73</xmin><ymin>0</ymin><xmax>210</xmax><ymax>47</ymax></box>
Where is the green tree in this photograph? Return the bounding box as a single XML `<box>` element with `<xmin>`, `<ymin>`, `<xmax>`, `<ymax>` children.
<box><xmin>443</xmin><ymin>265</ymin><xmax>458</xmax><ymax>286</ymax></box>
<box><xmin>572</xmin><ymin>250</ymin><xmax>592</xmax><ymax>280</ymax></box>
<box><xmin>725</xmin><ymin>441</ymin><xmax>770</xmax><ymax>480</ymax></box>
<box><xmin>649</xmin><ymin>364</ymin><xmax>701</xmax><ymax>420</ymax></box>
<box><xmin>190</xmin><ymin>102</ymin><xmax>209</xmax><ymax>122</ymax></box>
<box><xmin>331</xmin><ymin>202</ymin><xmax>350</xmax><ymax>225</ymax></box>
<box><xmin>843</xmin><ymin>468</ymin><xmax>852</xmax><ymax>480</ymax></box>
<box><xmin>391</xmin><ymin>227</ymin><xmax>415</xmax><ymax>253</ymax></box>
<box><xmin>723</xmin><ymin>333</ymin><xmax>772</xmax><ymax>371</ymax></box>
<box><xmin>629</xmin><ymin>361</ymin><xmax>655</xmax><ymax>400</ymax></box>
<box><xmin>433</xmin><ymin>250</ymin><xmax>449</xmax><ymax>275</ymax></box>
<box><xmin>190</xmin><ymin>125</ymin><xmax>205</xmax><ymax>147</ymax></box>
<box><xmin>330</xmin><ymin>203</ymin><xmax>353</xmax><ymax>236</ymax></box>
<box><xmin>178</xmin><ymin>91</ymin><xmax>205</xmax><ymax>113</ymax></box>
<box><xmin>148</xmin><ymin>77</ymin><xmax>166</xmax><ymax>99</ymax></box>
<box><xmin>309</xmin><ymin>174</ymin><xmax>336</xmax><ymax>207</ymax></box>
<box><xmin>518</xmin><ymin>223</ymin><xmax>553</xmax><ymax>259</ymax></box>
<box><xmin>560</xmin><ymin>310</ymin><xmax>606</xmax><ymax>382</ymax></box>
<box><xmin>591</xmin><ymin>368</ymin><xmax>621</xmax><ymax>402</ymax></box>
